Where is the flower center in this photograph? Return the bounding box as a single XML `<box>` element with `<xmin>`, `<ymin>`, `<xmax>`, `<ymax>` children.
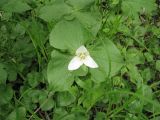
<box><xmin>77</xmin><ymin>52</ymin><xmax>88</xmax><ymax>60</ymax></box>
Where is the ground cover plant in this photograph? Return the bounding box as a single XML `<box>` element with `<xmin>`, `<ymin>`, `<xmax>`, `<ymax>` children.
<box><xmin>0</xmin><ymin>0</ymin><xmax>160</xmax><ymax>119</ymax></box>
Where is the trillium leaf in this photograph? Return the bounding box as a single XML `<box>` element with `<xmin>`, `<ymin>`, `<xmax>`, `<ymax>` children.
<box><xmin>38</xmin><ymin>0</ymin><xmax>72</xmax><ymax>22</ymax></box>
<box><xmin>2</xmin><ymin>0</ymin><xmax>31</xmax><ymax>13</ymax></box>
<box><xmin>49</xmin><ymin>19</ymin><xmax>92</xmax><ymax>51</ymax></box>
<box><xmin>47</xmin><ymin>51</ymin><xmax>74</xmax><ymax>91</ymax></box>
<box><xmin>74</xmin><ymin>11</ymin><xmax>101</xmax><ymax>36</ymax></box>
<box><xmin>39</xmin><ymin>0</ymin><xmax>101</xmax><ymax>36</ymax></box>
<box><xmin>90</xmin><ymin>68</ymin><xmax>106</xmax><ymax>83</ymax></box>
<box><xmin>67</xmin><ymin>0</ymin><xmax>95</xmax><ymax>10</ymax></box>
<box><xmin>90</xmin><ymin>39</ymin><xmax>124</xmax><ymax>82</ymax></box>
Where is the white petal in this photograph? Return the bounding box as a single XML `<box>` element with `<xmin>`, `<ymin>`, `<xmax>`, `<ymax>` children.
<box><xmin>83</xmin><ymin>56</ymin><xmax>98</xmax><ymax>68</ymax></box>
<box><xmin>68</xmin><ymin>56</ymin><xmax>83</xmax><ymax>70</ymax></box>
<box><xmin>76</xmin><ymin>45</ymin><xmax>88</xmax><ymax>55</ymax></box>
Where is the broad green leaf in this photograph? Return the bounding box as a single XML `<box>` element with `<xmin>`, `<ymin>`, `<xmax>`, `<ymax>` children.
<box><xmin>144</xmin><ymin>52</ymin><xmax>153</xmax><ymax>62</ymax></box>
<box><xmin>0</xmin><ymin>0</ymin><xmax>9</xmax><ymax>7</ymax></box>
<box><xmin>90</xmin><ymin>68</ymin><xmax>106</xmax><ymax>83</ymax></box>
<box><xmin>72</xmin><ymin>65</ymin><xmax>88</xmax><ymax>76</ymax></box>
<box><xmin>76</xmin><ymin>78</ymin><xmax>92</xmax><ymax>90</ymax></box>
<box><xmin>127</xmin><ymin>64</ymin><xmax>143</xmax><ymax>86</ymax></box>
<box><xmin>94</xmin><ymin>112</ymin><xmax>106</xmax><ymax>120</ymax></box>
<box><xmin>39</xmin><ymin>0</ymin><xmax>101</xmax><ymax>36</ymax></box>
<box><xmin>40</xmin><ymin>98</ymin><xmax>55</xmax><ymax>111</ymax></box>
<box><xmin>129</xmin><ymin>84</ymin><xmax>153</xmax><ymax>111</ymax></box>
<box><xmin>50</xmin><ymin>19</ymin><xmax>92</xmax><ymax>51</ymax></box>
<box><xmin>144</xmin><ymin>100</ymin><xmax>160</xmax><ymax>113</ymax></box>
<box><xmin>126</xmin><ymin>48</ymin><xmax>145</xmax><ymax>65</ymax></box>
<box><xmin>27</xmin><ymin>20</ymin><xmax>47</xmax><ymax>45</ymax></box>
<box><xmin>6</xmin><ymin>107</ymin><xmax>26</xmax><ymax>120</ymax></box>
<box><xmin>141</xmin><ymin>68</ymin><xmax>152</xmax><ymax>83</ymax></box>
<box><xmin>38</xmin><ymin>0</ymin><xmax>72</xmax><ymax>22</ymax></box>
<box><xmin>90</xmin><ymin>39</ymin><xmax>124</xmax><ymax>82</ymax></box>
<box><xmin>125</xmin><ymin>113</ymin><xmax>139</xmax><ymax>120</ymax></box>
<box><xmin>2</xmin><ymin>0</ymin><xmax>31</xmax><ymax>13</ymax></box>
<box><xmin>47</xmin><ymin>51</ymin><xmax>74</xmax><ymax>91</ymax></box>
<box><xmin>29</xmin><ymin>89</ymin><xmax>41</xmax><ymax>103</ymax></box>
<box><xmin>6</xmin><ymin>65</ymin><xmax>17</xmax><ymax>82</ymax></box>
<box><xmin>53</xmin><ymin>108</ymin><xmax>68</xmax><ymax>120</ymax></box>
<box><xmin>74</xmin><ymin>11</ymin><xmax>101</xmax><ymax>36</ymax></box>
<box><xmin>156</xmin><ymin>60</ymin><xmax>160</xmax><ymax>72</ymax></box>
<box><xmin>0</xmin><ymin>64</ymin><xmax>7</xmax><ymax>84</ymax></box>
<box><xmin>0</xmin><ymin>85</ymin><xmax>13</xmax><ymax>105</ymax></box>
<box><xmin>127</xmin><ymin>100</ymin><xmax>143</xmax><ymax>113</ymax></box>
<box><xmin>67</xmin><ymin>0</ymin><xmax>94</xmax><ymax>9</ymax></box>
<box><xmin>122</xmin><ymin>0</ymin><xmax>157</xmax><ymax>19</ymax></box>
<box><xmin>138</xmin><ymin>85</ymin><xmax>153</xmax><ymax>101</ymax></box>
<box><xmin>20</xmin><ymin>88</ymin><xmax>39</xmax><ymax>110</ymax></box>
<box><xmin>27</xmin><ymin>72</ymin><xmax>42</xmax><ymax>87</ymax></box>
<box><xmin>57</xmin><ymin>91</ymin><xmax>76</xmax><ymax>106</ymax></box>
<box><xmin>54</xmin><ymin>107</ymin><xmax>88</xmax><ymax>120</ymax></box>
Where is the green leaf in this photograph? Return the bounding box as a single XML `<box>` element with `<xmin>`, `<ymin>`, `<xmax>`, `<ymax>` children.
<box><xmin>81</xmin><ymin>84</ymin><xmax>104</xmax><ymax>110</ymax></box>
<box><xmin>141</xmin><ymin>68</ymin><xmax>152</xmax><ymax>83</ymax></box>
<box><xmin>144</xmin><ymin>52</ymin><xmax>153</xmax><ymax>62</ymax></box>
<box><xmin>76</xmin><ymin>78</ymin><xmax>92</xmax><ymax>90</ymax></box>
<box><xmin>127</xmin><ymin>100</ymin><xmax>142</xmax><ymax>113</ymax></box>
<box><xmin>57</xmin><ymin>91</ymin><xmax>76</xmax><ymax>106</ymax></box>
<box><xmin>0</xmin><ymin>85</ymin><xmax>13</xmax><ymax>105</ymax></box>
<box><xmin>50</xmin><ymin>19</ymin><xmax>92</xmax><ymax>51</ymax></box>
<box><xmin>53</xmin><ymin>108</ymin><xmax>68</xmax><ymax>120</ymax></box>
<box><xmin>122</xmin><ymin>0</ymin><xmax>157</xmax><ymax>19</ymax></box>
<box><xmin>90</xmin><ymin>68</ymin><xmax>106</xmax><ymax>83</ymax></box>
<box><xmin>108</xmin><ymin>88</ymin><xmax>125</xmax><ymax>104</ymax></box>
<box><xmin>6</xmin><ymin>107</ymin><xmax>26</xmax><ymax>120</ymax></box>
<box><xmin>27</xmin><ymin>72</ymin><xmax>42</xmax><ymax>87</ymax></box>
<box><xmin>40</xmin><ymin>98</ymin><xmax>55</xmax><ymax>111</ymax></box>
<box><xmin>6</xmin><ymin>66</ymin><xmax>17</xmax><ymax>82</ymax></box>
<box><xmin>126</xmin><ymin>48</ymin><xmax>145</xmax><ymax>65</ymax></box>
<box><xmin>0</xmin><ymin>64</ymin><xmax>7</xmax><ymax>84</ymax></box>
<box><xmin>90</xmin><ymin>39</ymin><xmax>124</xmax><ymax>82</ymax></box>
<box><xmin>67</xmin><ymin>0</ymin><xmax>94</xmax><ymax>9</ymax></box>
<box><xmin>0</xmin><ymin>0</ymin><xmax>9</xmax><ymax>7</ymax></box>
<box><xmin>72</xmin><ymin>65</ymin><xmax>88</xmax><ymax>76</ymax></box>
<box><xmin>47</xmin><ymin>51</ymin><xmax>74</xmax><ymax>91</ymax></box>
<box><xmin>2</xmin><ymin>0</ymin><xmax>31</xmax><ymax>13</ymax></box>
<box><xmin>53</xmin><ymin>107</ymin><xmax>88</xmax><ymax>120</ymax></box>
<box><xmin>74</xmin><ymin>11</ymin><xmax>101</xmax><ymax>36</ymax></box>
<box><xmin>127</xmin><ymin>64</ymin><xmax>143</xmax><ymax>86</ymax></box>
<box><xmin>94</xmin><ymin>112</ymin><xmax>106</xmax><ymax>120</ymax></box>
<box><xmin>144</xmin><ymin>100</ymin><xmax>160</xmax><ymax>113</ymax></box>
<box><xmin>156</xmin><ymin>60</ymin><xmax>160</xmax><ymax>72</ymax></box>
<box><xmin>38</xmin><ymin>0</ymin><xmax>72</xmax><ymax>22</ymax></box>
<box><xmin>138</xmin><ymin>85</ymin><xmax>153</xmax><ymax>101</ymax></box>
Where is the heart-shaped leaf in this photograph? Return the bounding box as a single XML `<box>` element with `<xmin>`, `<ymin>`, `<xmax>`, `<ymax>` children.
<box><xmin>47</xmin><ymin>51</ymin><xmax>74</xmax><ymax>91</ymax></box>
<box><xmin>90</xmin><ymin>39</ymin><xmax>124</xmax><ymax>82</ymax></box>
<box><xmin>49</xmin><ymin>19</ymin><xmax>92</xmax><ymax>51</ymax></box>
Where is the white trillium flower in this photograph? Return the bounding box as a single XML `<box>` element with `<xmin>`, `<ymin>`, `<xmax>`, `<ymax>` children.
<box><xmin>68</xmin><ymin>45</ymin><xmax>98</xmax><ymax>71</ymax></box>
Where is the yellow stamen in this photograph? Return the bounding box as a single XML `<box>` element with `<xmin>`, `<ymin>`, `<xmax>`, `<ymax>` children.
<box><xmin>78</xmin><ymin>53</ymin><xmax>87</xmax><ymax>60</ymax></box>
